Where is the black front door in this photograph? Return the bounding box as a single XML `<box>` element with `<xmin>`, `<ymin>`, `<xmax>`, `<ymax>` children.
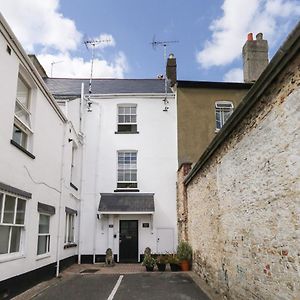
<box><xmin>119</xmin><ymin>220</ymin><xmax>138</xmax><ymax>262</ymax></box>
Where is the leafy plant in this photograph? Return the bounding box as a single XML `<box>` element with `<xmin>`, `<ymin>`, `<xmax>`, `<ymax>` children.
<box><xmin>167</xmin><ymin>254</ymin><xmax>180</xmax><ymax>265</ymax></box>
<box><xmin>177</xmin><ymin>241</ymin><xmax>193</xmax><ymax>261</ymax></box>
<box><xmin>142</xmin><ymin>255</ymin><xmax>156</xmax><ymax>267</ymax></box>
<box><xmin>156</xmin><ymin>255</ymin><xmax>167</xmax><ymax>264</ymax></box>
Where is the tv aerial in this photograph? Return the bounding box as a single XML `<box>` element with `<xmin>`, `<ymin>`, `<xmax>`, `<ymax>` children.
<box><xmin>84</xmin><ymin>38</ymin><xmax>111</xmax><ymax>112</ymax></box>
<box><xmin>50</xmin><ymin>60</ymin><xmax>63</xmax><ymax>77</ymax></box>
<box><xmin>151</xmin><ymin>36</ymin><xmax>179</xmax><ymax>111</ymax></box>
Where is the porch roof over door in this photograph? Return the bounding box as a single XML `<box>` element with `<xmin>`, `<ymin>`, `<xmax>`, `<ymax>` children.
<box><xmin>98</xmin><ymin>193</ymin><xmax>155</xmax><ymax>214</ymax></box>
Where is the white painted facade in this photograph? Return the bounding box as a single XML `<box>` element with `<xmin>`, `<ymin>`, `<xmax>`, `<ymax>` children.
<box><xmin>79</xmin><ymin>94</ymin><xmax>178</xmax><ymax>262</ymax></box>
<box><xmin>0</xmin><ymin>12</ymin><xmax>178</xmax><ymax>292</ymax></box>
<box><xmin>0</xmin><ymin>15</ymin><xmax>81</xmax><ymax>283</ymax></box>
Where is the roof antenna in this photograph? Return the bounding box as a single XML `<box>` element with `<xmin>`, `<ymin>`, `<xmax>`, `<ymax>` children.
<box><xmin>84</xmin><ymin>38</ymin><xmax>111</xmax><ymax>112</ymax></box>
<box><xmin>151</xmin><ymin>36</ymin><xmax>178</xmax><ymax>111</ymax></box>
<box><xmin>50</xmin><ymin>61</ymin><xmax>63</xmax><ymax>77</ymax></box>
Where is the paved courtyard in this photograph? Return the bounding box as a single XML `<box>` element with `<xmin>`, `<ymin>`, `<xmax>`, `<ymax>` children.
<box><xmin>13</xmin><ymin>264</ymin><xmax>212</xmax><ymax>300</ymax></box>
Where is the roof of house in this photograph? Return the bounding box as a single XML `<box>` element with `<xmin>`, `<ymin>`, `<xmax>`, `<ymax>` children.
<box><xmin>177</xmin><ymin>80</ymin><xmax>253</xmax><ymax>90</ymax></box>
<box><xmin>184</xmin><ymin>21</ymin><xmax>300</xmax><ymax>185</ymax></box>
<box><xmin>98</xmin><ymin>193</ymin><xmax>155</xmax><ymax>213</ymax></box>
<box><xmin>44</xmin><ymin>78</ymin><xmax>172</xmax><ymax>96</ymax></box>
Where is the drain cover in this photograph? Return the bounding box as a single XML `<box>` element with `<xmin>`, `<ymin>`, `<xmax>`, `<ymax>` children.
<box><xmin>80</xmin><ymin>269</ymin><xmax>99</xmax><ymax>274</ymax></box>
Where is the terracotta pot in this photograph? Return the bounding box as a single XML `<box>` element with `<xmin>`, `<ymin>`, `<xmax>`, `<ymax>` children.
<box><xmin>180</xmin><ymin>260</ymin><xmax>190</xmax><ymax>271</ymax></box>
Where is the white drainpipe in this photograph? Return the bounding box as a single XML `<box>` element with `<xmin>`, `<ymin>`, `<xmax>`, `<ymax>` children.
<box><xmin>55</xmin><ymin>120</ymin><xmax>67</xmax><ymax>277</ymax></box>
<box><xmin>78</xmin><ymin>82</ymin><xmax>85</xmax><ymax>264</ymax></box>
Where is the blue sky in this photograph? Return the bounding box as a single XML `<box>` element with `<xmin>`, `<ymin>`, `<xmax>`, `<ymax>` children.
<box><xmin>1</xmin><ymin>0</ymin><xmax>299</xmax><ymax>81</ymax></box>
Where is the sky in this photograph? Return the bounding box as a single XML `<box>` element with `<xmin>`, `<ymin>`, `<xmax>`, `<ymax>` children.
<box><xmin>0</xmin><ymin>0</ymin><xmax>299</xmax><ymax>82</ymax></box>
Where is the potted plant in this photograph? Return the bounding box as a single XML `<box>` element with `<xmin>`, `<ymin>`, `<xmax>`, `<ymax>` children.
<box><xmin>142</xmin><ymin>255</ymin><xmax>156</xmax><ymax>272</ymax></box>
<box><xmin>156</xmin><ymin>255</ymin><xmax>167</xmax><ymax>272</ymax></box>
<box><xmin>177</xmin><ymin>241</ymin><xmax>193</xmax><ymax>271</ymax></box>
<box><xmin>168</xmin><ymin>254</ymin><xmax>181</xmax><ymax>272</ymax></box>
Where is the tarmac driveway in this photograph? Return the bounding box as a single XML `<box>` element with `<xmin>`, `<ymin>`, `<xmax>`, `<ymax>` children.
<box><xmin>34</xmin><ymin>273</ymin><xmax>210</xmax><ymax>300</ymax></box>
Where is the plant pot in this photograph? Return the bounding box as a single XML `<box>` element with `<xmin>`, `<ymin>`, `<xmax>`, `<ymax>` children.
<box><xmin>170</xmin><ymin>263</ymin><xmax>181</xmax><ymax>272</ymax></box>
<box><xmin>180</xmin><ymin>260</ymin><xmax>190</xmax><ymax>271</ymax></box>
<box><xmin>157</xmin><ymin>263</ymin><xmax>166</xmax><ymax>272</ymax></box>
<box><xmin>146</xmin><ymin>266</ymin><xmax>154</xmax><ymax>272</ymax></box>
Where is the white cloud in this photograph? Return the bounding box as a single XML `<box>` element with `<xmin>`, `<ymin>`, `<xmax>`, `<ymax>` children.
<box><xmin>0</xmin><ymin>0</ymin><xmax>81</xmax><ymax>52</ymax></box>
<box><xmin>196</xmin><ymin>0</ymin><xmax>300</xmax><ymax>69</ymax></box>
<box><xmin>0</xmin><ymin>0</ymin><xmax>128</xmax><ymax>78</ymax></box>
<box><xmin>223</xmin><ymin>68</ymin><xmax>243</xmax><ymax>82</ymax></box>
<box><xmin>37</xmin><ymin>52</ymin><xmax>128</xmax><ymax>78</ymax></box>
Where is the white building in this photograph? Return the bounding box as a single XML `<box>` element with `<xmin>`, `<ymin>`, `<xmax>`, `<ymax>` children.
<box><xmin>0</xmin><ymin>14</ymin><xmax>82</xmax><ymax>298</ymax></box>
<box><xmin>45</xmin><ymin>78</ymin><xmax>178</xmax><ymax>263</ymax></box>
<box><xmin>0</xmin><ymin>12</ymin><xmax>178</xmax><ymax>298</ymax></box>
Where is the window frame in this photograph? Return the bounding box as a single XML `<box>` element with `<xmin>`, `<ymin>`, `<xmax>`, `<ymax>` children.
<box><xmin>12</xmin><ymin>68</ymin><xmax>36</xmax><ymax>152</ymax></box>
<box><xmin>215</xmin><ymin>100</ymin><xmax>234</xmax><ymax>131</ymax></box>
<box><xmin>0</xmin><ymin>191</ymin><xmax>26</xmax><ymax>257</ymax></box>
<box><xmin>64</xmin><ymin>212</ymin><xmax>75</xmax><ymax>245</ymax></box>
<box><xmin>37</xmin><ymin>213</ymin><xmax>51</xmax><ymax>256</ymax></box>
<box><xmin>70</xmin><ymin>142</ymin><xmax>79</xmax><ymax>189</ymax></box>
<box><xmin>117</xmin><ymin>150</ymin><xmax>138</xmax><ymax>190</ymax></box>
<box><xmin>116</xmin><ymin>104</ymin><xmax>138</xmax><ymax>133</ymax></box>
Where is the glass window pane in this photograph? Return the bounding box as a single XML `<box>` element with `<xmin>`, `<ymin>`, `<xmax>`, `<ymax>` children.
<box><xmin>124</xmin><ymin>115</ymin><xmax>130</xmax><ymax>123</ymax></box>
<box><xmin>37</xmin><ymin>236</ymin><xmax>47</xmax><ymax>255</ymax></box>
<box><xmin>12</xmin><ymin>125</ymin><xmax>27</xmax><ymax>148</ymax></box>
<box><xmin>131</xmin><ymin>115</ymin><xmax>136</xmax><ymax>123</ymax></box>
<box><xmin>131</xmin><ymin>171</ymin><xmax>137</xmax><ymax>181</ymax></box>
<box><xmin>39</xmin><ymin>215</ymin><xmax>50</xmax><ymax>234</ymax></box>
<box><xmin>0</xmin><ymin>226</ymin><xmax>9</xmax><ymax>254</ymax></box>
<box><xmin>125</xmin><ymin>172</ymin><xmax>131</xmax><ymax>181</ymax></box>
<box><xmin>3</xmin><ymin>195</ymin><xmax>16</xmax><ymax>224</ymax></box>
<box><xmin>118</xmin><ymin>115</ymin><xmax>125</xmax><ymax>123</ymax></box>
<box><xmin>0</xmin><ymin>193</ymin><xmax>3</xmax><ymax>219</ymax></box>
<box><xmin>64</xmin><ymin>214</ymin><xmax>68</xmax><ymax>243</ymax></box>
<box><xmin>124</xmin><ymin>107</ymin><xmax>130</xmax><ymax>114</ymax></box>
<box><xmin>131</xmin><ymin>106</ymin><xmax>136</xmax><ymax>114</ymax></box>
<box><xmin>16</xmin><ymin>77</ymin><xmax>30</xmax><ymax>108</ymax></box>
<box><xmin>10</xmin><ymin>227</ymin><xmax>21</xmax><ymax>253</ymax></box>
<box><xmin>16</xmin><ymin>199</ymin><xmax>26</xmax><ymax>225</ymax></box>
<box><xmin>68</xmin><ymin>215</ymin><xmax>74</xmax><ymax>242</ymax></box>
<box><xmin>118</xmin><ymin>107</ymin><xmax>125</xmax><ymax>114</ymax></box>
<box><xmin>15</xmin><ymin>102</ymin><xmax>30</xmax><ymax>127</ymax></box>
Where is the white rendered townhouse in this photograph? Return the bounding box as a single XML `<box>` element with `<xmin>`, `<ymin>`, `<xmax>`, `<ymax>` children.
<box><xmin>0</xmin><ymin>14</ymin><xmax>82</xmax><ymax>298</ymax></box>
<box><xmin>45</xmin><ymin>78</ymin><xmax>178</xmax><ymax>263</ymax></box>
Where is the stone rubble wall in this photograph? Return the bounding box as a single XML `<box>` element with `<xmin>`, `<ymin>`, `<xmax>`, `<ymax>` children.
<box><xmin>186</xmin><ymin>54</ymin><xmax>300</xmax><ymax>299</ymax></box>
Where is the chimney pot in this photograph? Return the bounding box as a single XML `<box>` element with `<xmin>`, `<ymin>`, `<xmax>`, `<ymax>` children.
<box><xmin>247</xmin><ymin>33</ymin><xmax>253</xmax><ymax>41</ymax></box>
<box><xmin>256</xmin><ymin>33</ymin><xmax>263</xmax><ymax>40</ymax></box>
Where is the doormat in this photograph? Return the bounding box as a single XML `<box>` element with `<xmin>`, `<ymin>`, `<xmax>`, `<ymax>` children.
<box><xmin>80</xmin><ymin>269</ymin><xmax>100</xmax><ymax>274</ymax></box>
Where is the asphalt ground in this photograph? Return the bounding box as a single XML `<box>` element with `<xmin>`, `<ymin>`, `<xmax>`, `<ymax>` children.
<box><xmin>33</xmin><ymin>273</ymin><xmax>210</xmax><ymax>300</ymax></box>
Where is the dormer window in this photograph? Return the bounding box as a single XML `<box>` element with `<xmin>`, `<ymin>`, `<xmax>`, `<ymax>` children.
<box><xmin>215</xmin><ymin>101</ymin><xmax>234</xmax><ymax>130</ymax></box>
<box><xmin>117</xmin><ymin>104</ymin><xmax>137</xmax><ymax>133</ymax></box>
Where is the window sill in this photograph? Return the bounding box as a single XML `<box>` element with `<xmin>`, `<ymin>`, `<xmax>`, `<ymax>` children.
<box><xmin>114</xmin><ymin>189</ymin><xmax>140</xmax><ymax>192</ymax></box>
<box><xmin>36</xmin><ymin>253</ymin><xmax>51</xmax><ymax>261</ymax></box>
<box><xmin>70</xmin><ymin>182</ymin><xmax>78</xmax><ymax>191</ymax></box>
<box><xmin>0</xmin><ymin>253</ymin><xmax>25</xmax><ymax>263</ymax></box>
<box><xmin>114</xmin><ymin>131</ymin><xmax>139</xmax><ymax>134</ymax></box>
<box><xmin>64</xmin><ymin>243</ymin><xmax>77</xmax><ymax>249</ymax></box>
<box><xmin>10</xmin><ymin>140</ymin><xmax>35</xmax><ymax>159</ymax></box>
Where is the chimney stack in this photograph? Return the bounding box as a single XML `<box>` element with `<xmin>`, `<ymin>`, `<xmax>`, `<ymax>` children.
<box><xmin>242</xmin><ymin>32</ymin><xmax>268</xmax><ymax>83</ymax></box>
<box><xmin>166</xmin><ymin>53</ymin><xmax>177</xmax><ymax>87</ymax></box>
